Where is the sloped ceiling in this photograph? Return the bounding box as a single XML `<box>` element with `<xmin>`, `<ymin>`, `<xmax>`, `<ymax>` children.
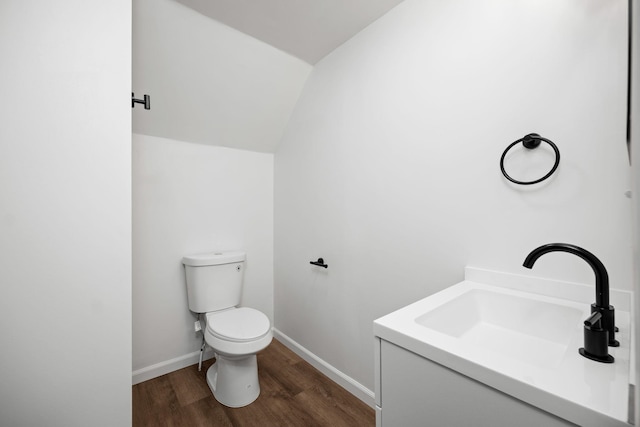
<box><xmin>174</xmin><ymin>0</ymin><xmax>406</xmax><ymax>65</ymax></box>
<box><xmin>133</xmin><ymin>0</ymin><xmax>406</xmax><ymax>152</ymax></box>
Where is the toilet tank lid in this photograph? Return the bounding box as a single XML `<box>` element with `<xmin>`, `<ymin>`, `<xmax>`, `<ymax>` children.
<box><xmin>182</xmin><ymin>251</ymin><xmax>245</xmax><ymax>266</ymax></box>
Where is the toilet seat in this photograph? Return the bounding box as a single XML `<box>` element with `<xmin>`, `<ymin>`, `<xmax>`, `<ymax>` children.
<box><xmin>206</xmin><ymin>307</ymin><xmax>271</xmax><ymax>343</ymax></box>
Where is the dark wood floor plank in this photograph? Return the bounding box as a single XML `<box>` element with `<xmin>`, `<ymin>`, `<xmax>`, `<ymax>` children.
<box><xmin>228</xmin><ymin>368</ymin><xmax>323</xmax><ymax>427</ymax></box>
<box><xmin>223</xmin><ymin>390</ymin><xmax>318</xmax><ymax>427</ymax></box>
<box><xmin>132</xmin><ymin>338</ymin><xmax>375</xmax><ymax>427</ymax></box>
<box><xmin>251</xmin><ymin>363</ymin><xmax>295</xmax><ymax>400</ymax></box>
<box><xmin>180</xmin><ymin>397</ymin><xmax>233</xmax><ymax>427</ymax></box>
<box><xmin>295</xmin><ymin>382</ymin><xmax>376</xmax><ymax>427</ymax></box>
<box><xmin>168</xmin><ymin>363</ymin><xmax>213</xmax><ymax>407</ymax></box>
<box><xmin>292</xmin><ymin>361</ymin><xmax>375</xmax><ymax>425</ymax></box>
<box><xmin>258</xmin><ymin>352</ymin><xmax>308</xmax><ymax>396</ymax></box>
<box><xmin>133</xmin><ymin>374</ymin><xmax>182</xmax><ymax>426</ymax></box>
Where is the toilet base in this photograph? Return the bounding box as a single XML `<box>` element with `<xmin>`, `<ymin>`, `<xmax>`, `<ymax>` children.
<box><xmin>206</xmin><ymin>354</ymin><xmax>260</xmax><ymax>408</ymax></box>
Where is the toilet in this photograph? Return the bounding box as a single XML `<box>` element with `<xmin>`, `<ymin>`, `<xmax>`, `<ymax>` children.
<box><xmin>182</xmin><ymin>250</ymin><xmax>273</xmax><ymax>408</ymax></box>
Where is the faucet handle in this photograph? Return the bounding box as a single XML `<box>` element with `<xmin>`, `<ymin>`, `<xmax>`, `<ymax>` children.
<box><xmin>583</xmin><ymin>311</ymin><xmax>602</xmax><ymax>327</ymax></box>
<box><xmin>591</xmin><ymin>303</ymin><xmax>619</xmax><ymax>347</ymax></box>
<box><xmin>579</xmin><ymin>312</ymin><xmax>614</xmax><ymax>363</ymax></box>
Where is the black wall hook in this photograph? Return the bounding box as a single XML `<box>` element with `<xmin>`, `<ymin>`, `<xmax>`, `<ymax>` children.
<box><xmin>132</xmin><ymin>92</ymin><xmax>150</xmax><ymax>110</ymax></box>
<box><xmin>310</xmin><ymin>258</ymin><xmax>328</xmax><ymax>268</ymax></box>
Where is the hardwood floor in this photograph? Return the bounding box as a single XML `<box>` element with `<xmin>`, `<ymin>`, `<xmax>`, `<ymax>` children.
<box><xmin>133</xmin><ymin>339</ymin><xmax>375</xmax><ymax>426</ymax></box>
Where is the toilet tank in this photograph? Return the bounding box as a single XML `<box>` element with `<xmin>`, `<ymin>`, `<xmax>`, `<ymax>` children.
<box><xmin>182</xmin><ymin>251</ymin><xmax>246</xmax><ymax>313</ymax></box>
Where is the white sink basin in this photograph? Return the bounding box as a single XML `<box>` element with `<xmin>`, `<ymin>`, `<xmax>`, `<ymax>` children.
<box><xmin>415</xmin><ymin>288</ymin><xmax>583</xmax><ymax>368</ymax></box>
<box><xmin>373</xmin><ymin>268</ymin><xmax>632</xmax><ymax>427</ymax></box>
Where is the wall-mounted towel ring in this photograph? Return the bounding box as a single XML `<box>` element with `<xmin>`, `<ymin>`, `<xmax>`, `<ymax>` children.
<box><xmin>310</xmin><ymin>258</ymin><xmax>328</xmax><ymax>268</ymax></box>
<box><xmin>500</xmin><ymin>133</ymin><xmax>560</xmax><ymax>185</ymax></box>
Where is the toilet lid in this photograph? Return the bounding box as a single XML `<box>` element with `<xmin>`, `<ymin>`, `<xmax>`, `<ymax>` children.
<box><xmin>206</xmin><ymin>308</ymin><xmax>271</xmax><ymax>342</ymax></box>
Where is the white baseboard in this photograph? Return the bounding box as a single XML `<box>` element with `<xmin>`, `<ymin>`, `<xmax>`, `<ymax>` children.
<box><xmin>273</xmin><ymin>328</ymin><xmax>375</xmax><ymax>408</ymax></box>
<box><xmin>132</xmin><ymin>348</ymin><xmax>215</xmax><ymax>385</ymax></box>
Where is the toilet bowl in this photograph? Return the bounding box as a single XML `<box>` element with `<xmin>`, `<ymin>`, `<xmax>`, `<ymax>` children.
<box><xmin>202</xmin><ymin>307</ymin><xmax>273</xmax><ymax>407</ymax></box>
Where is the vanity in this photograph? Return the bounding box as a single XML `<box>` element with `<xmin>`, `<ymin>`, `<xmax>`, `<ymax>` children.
<box><xmin>373</xmin><ymin>267</ymin><xmax>633</xmax><ymax>427</ymax></box>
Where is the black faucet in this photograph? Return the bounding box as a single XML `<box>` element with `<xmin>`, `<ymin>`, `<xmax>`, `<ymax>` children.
<box><xmin>523</xmin><ymin>243</ymin><xmax>617</xmax><ymax>363</ymax></box>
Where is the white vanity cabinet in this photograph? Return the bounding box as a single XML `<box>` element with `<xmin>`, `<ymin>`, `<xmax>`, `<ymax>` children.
<box><xmin>375</xmin><ymin>338</ymin><xmax>576</xmax><ymax>427</ymax></box>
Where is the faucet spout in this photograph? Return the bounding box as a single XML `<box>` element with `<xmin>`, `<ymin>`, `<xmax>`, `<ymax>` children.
<box><xmin>522</xmin><ymin>243</ymin><xmax>618</xmax><ymax>349</ymax></box>
<box><xmin>522</xmin><ymin>243</ymin><xmax>609</xmax><ymax>307</ymax></box>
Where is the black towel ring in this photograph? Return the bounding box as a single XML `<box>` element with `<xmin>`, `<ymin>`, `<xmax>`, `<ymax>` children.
<box><xmin>500</xmin><ymin>133</ymin><xmax>560</xmax><ymax>185</ymax></box>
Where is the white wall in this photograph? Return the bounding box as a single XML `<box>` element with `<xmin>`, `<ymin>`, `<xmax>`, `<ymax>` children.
<box><xmin>133</xmin><ymin>134</ymin><xmax>273</xmax><ymax>377</ymax></box>
<box><xmin>630</xmin><ymin>0</ymin><xmax>640</xmax><ymax>421</ymax></box>
<box><xmin>275</xmin><ymin>0</ymin><xmax>631</xmax><ymax>393</ymax></box>
<box><xmin>0</xmin><ymin>1</ymin><xmax>131</xmax><ymax>426</ymax></box>
<box><xmin>133</xmin><ymin>0</ymin><xmax>311</xmax><ymax>153</ymax></box>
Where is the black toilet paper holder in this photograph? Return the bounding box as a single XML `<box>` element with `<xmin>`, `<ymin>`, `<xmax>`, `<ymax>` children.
<box><xmin>310</xmin><ymin>258</ymin><xmax>328</xmax><ymax>268</ymax></box>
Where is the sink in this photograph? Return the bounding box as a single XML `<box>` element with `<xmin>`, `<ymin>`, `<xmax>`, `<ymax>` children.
<box><xmin>373</xmin><ymin>267</ymin><xmax>632</xmax><ymax>427</ymax></box>
<box><xmin>415</xmin><ymin>288</ymin><xmax>583</xmax><ymax>368</ymax></box>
